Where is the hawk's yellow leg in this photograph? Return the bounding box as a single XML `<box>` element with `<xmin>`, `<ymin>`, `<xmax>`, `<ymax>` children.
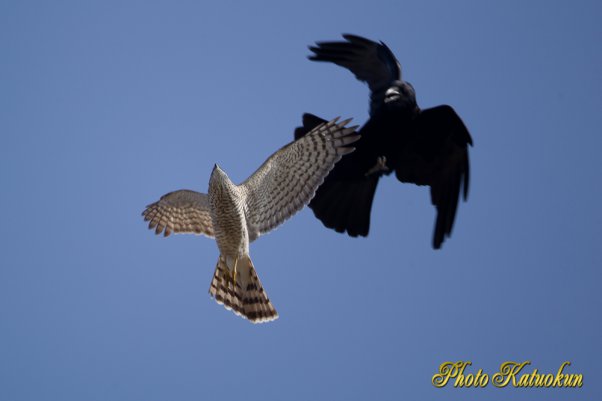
<box><xmin>232</xmin><ymin>257</ymin><xmax>239</xmax><ymax>289</ymax></box>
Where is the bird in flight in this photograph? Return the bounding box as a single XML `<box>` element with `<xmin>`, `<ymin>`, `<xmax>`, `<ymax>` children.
<box><xmin>142</xmin><ymin>118</ymin><xmax>359</xmax><ymax>323</ymax></box>
<box><xmin>296</xmin><ymin>34</ymin><xmax>473</xmax><ymax>249</ymax></box>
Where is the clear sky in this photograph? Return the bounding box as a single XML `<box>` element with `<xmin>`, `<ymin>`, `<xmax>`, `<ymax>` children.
<box><xmin>1</xmin><ymin>1</ymin><xmax>601</xmax><ymax>400</ymax></box>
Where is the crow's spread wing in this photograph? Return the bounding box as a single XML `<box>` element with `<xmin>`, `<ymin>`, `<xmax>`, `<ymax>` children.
<box><xmin>309</xmin><ymin>34</ymin><xmax>401</xmax><ymax>115</ymax></box>
<box><xmin>391</xmin><ymin>105</ymin><xmax>472</xmax><ymax>249</ymax></box>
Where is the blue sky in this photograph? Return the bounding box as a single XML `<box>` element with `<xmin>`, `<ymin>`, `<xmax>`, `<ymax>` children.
<box><xmin>1</xmin><ymin>1</ymin><xmax>601</xmax><ymax>400</ymax></box>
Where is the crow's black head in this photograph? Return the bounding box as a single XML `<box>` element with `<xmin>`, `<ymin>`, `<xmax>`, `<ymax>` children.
<box><xmin>384</xmin><ymin>80</ymin><xmax>419</xmax><ymax>114</ymax></box>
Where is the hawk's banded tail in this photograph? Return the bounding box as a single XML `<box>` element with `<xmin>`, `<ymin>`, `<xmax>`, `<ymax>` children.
<box><xmin>209</xmin><ymin>255</ymin><xmax>278</xmax><ymax>323</ymax></box>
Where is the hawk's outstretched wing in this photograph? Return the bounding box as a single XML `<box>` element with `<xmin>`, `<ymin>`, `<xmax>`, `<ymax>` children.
<box><xmin>142</xmin><ymin>189</ymin><xmax>214</xmax><ymax>237</ymax></box>
<box><xmin>242</xmin><ymin>118</ymin><xmax>359</xmax><ymax>241</ymax></box>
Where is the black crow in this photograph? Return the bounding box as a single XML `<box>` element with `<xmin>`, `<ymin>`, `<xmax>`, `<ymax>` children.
<box><xmin>296</xmin><ymin>34</ymin><xmax>473</xmax><ymax>249</ymax></box>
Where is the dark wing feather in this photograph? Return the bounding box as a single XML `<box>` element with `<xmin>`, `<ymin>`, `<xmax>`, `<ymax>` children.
<box><xmin>308</xmin><ymin>34</ymin><xmax>401</xmax><ymax>116</ymax></box>
<box><xmin>293</xmin><ymin>113</ymin><xmax>328</xmax><ymax>140</ymax></box>
<box><xmin>309</xmin><ymin>176</ymin><xmax>379</xmax><ymax>237</ymax></box>
<box><xmin>391</xmin><ymin>105</ymin><xmax>472</xmax><ymax>249</ymax></box>
<box><xmin>294</xmin><ymin>113</ymin><xmax>382</xmax><ymax>236</ymax></box>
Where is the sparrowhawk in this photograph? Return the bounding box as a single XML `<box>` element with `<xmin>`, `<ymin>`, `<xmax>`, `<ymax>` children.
<box><xmin>142</xmin><ymin>118</ymin><xmax>359</xmax><ymax>323</ymax></box>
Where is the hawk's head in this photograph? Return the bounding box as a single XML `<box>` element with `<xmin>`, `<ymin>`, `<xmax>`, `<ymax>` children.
<box><xmin>209</xmin><ymin>163</ymin><xmax>234</xmax><ymax>191</ymax></box>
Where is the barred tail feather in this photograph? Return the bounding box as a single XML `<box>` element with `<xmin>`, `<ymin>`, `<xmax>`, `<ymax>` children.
<box><xmin>209</xmin><ymin>255</ymin><xmax>278</xmax><ymax>323</ymax></box>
